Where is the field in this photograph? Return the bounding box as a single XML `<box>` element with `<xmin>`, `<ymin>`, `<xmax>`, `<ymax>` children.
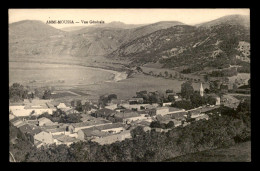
<box><xmin>9</xmin><ymin>55</ymin><xmax>209</xmax><ymax>102</ymax></box>
<box><xmin>165</xmin><ymin>141</ymin><xmax>251</xmax><ymax>162</ymax></box>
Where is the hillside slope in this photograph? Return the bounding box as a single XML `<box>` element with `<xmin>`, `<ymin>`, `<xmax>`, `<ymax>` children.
<box><xmin>9</xmin><ymin>20</ymin><xmax>186</xmax><ymax>57</ymax></box>
<box><xmin>108</xmin><ymin>15</ymin><xmax>250</xmax><ymax>71</ymax></box>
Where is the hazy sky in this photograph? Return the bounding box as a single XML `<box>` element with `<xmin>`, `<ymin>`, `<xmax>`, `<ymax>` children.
<box><xmin>9</xmin><ymin>9</ymin><xmax>249</xmax><ymax>29</ymax></box>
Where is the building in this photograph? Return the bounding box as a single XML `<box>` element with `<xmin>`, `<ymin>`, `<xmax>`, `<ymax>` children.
<box><xmin>155</xmin><ymin>107</ymin><xmax>185</xmax><ymax>116</ymax></box>
<box><xmin>195</xmin><ymin>114</ymin><xmax>209</xmax><ymax>121</ymax></box>
<box><xmin>104</xmin><ymin>103</ymin><xmax>118</xmax><ymax>110</ymax></box>
<box><xmin>68</xmin><ymin>118</ymin><xmax>112</xmax><ymax>133</ymax></box>
<box><xmin>44</xmin><ymin>126</ymin><xmax>67</xmax><ymax>135</ymax></box>
<box><xmin>77</xmin><ymin>123</ymin><xmax>125</xmax><ymax>141</ymax></box>
<box><xmin>92</xmin><ymin>130</ymin><xmax>131</xmax><ymax>145</ymax></box>
<box><xmin>38</xmin><ymin>117</ymin><xmax>54</xmax><ymax>126</ymax></box>
<box><xmin>57</xmin><ymin>103</ymin><xmax>67</xmax><ymax>109</ymax></box>
<box><xmin>169</xmin><ymin>111</ymin><xmax>187</xmax><ymax>120</ymax></box>
<box><xmin>128</xmin><ymin>98</ymin><xmax>144</xmax><ymax>104</ymax></box>
<box><xmin>123</xmin><ymin>114</ymin><xmax>151</xmax><ymax>124</ymax></box>
<box><xmin>9</xmin><ymin>105</ymin><xmax>54</xmax><ymax>117</ymax></box>
<box><xmin>34</xmin><ymin>131</ymin><xmax>54</xmax><ymax>145</ymax></box>
<box><xmin>200</xmin><ymin>83</ymin><xmax>204</xmax><ymax>97</ymax></box>
<box><xmin>94</xmin><ymin>108</ymin><xmax>116</xmax><ymax>118</ymax></box>
<box><xmin>53</xmin><ymin>134</ymin><xmax>79</xmax><ymax>146</ymax></box>
<box><xmin>156</xmin><ymin>107</ymin><xmax>169</xmax><ymax>115</ymax></box>
<box><xmin>77</xmin><ymin>128</ymin><xmax>109</xmax><ymax>141</ymax></box>
<box><xmin>162</xmin><ymin>102</ymin><xmax>172</xmax><ymax>107</ymax></box>
<box><xmin>111</xmin><ymin>112</ymin><xmax>140</xmax><ymax>123</ymax></box>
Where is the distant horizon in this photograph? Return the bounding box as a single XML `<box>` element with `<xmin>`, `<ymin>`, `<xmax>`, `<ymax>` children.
<box><xmin>9</xmin><ymin>9</ymin><xmax>249</xmax><ymax>29</ymax></box>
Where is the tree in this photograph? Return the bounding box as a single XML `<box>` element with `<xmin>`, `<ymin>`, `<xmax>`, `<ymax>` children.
<box><xmin>164</xmin><ymin>71</ymin><xmax>169</xmax><ymax>78</ymax></box>
<box><xmin>181</xmin><ymin>81</ymin><xmax>194</xmax><ymax>100</ymax></box>
<box><xmin>207</xmin><ymin>96</ymin><xmax>217</xmax><ymax>105</ymax></box>
<box><xmin>209</xmin><ymin>80</ymin><xmax>221</xmax><ymax>93</ymax></box>
<box><xmin>248</xmin><ymin>79</ymin><xmax>250</xmax><ymax>87</ymax></box>
<box><xmin>136</xmin><ymin>67</ymin><xmax>143</xmax><ymax>72</ymax></box>
<box><xmin>204</xmin><ymin>88</ymin><xmax>210</xmax><ymax>94</ymax></box>
<box><xmin>9</xmin><ymin>83</ymin><xmax>28</xmax><ymax>102</ymax></box>
<box><xmin>204</xmin><ymin>75</ymin><xmax>209</xmax><ymax>82</ymax></box>
<box><xmin>233</xmin><ymin>83</ymin><xmax>238</xmax><ymax>90</ymax></box>
<box><xmin>75</xmin><ymin>100</ymin><xmax>83</xmax><ymax>112</ymax></box>
<box><xmin>42</xmin><ymin>90</ymin><xmax>51</xmax><ymax>99</ymax></box>
<box><xmin>130</xmin><ymin>126</ymin><xmax>145</xmax><ymax>138</ymax></box>
<box><xmin>166</xmin><ymin>121</ymin><xmax>175</xmax><ymax>128</ymax></box>
<box><xmin>108</xmin><ymin>94</ymin><xmax>117</xmax><ymax>101</ymax></box>
<box><xmin>150</xmin><ymin>121</ymin><xmax>161</xmax><ymax>128</ymax></box>
<box><xmin>168</xmin><ymin>95</ymin><xmax>175</xmax><ymax>102</ymax></box>
<box><xmin>190</xmin><ymin>93</ymin><xmax>204</xmax><ymax>107</ymax></box>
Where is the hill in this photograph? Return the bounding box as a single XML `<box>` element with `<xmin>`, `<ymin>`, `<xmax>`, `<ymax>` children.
<box><xmin>165</xmin><ymin>141</ymin><xmax>251</xmax><ymax>162</ymax></box>
<box><xmin>196</xmin><ymin>15</ymin><xmax>250</xmax><ymax>29</ymax></box>
<box><xmin>9</xmin><ymin>20</ymin><xmax>64</xmax><ymax>40</ymax></box>
<box><xmin>9</xmin><ymin>20</ymin><xmax>186</xmax><ymax>57</ymax></box>
<box><xmin>108</xmin><ymin>15</ymin><xmax>250</xmax><ymax>72</ymax></box>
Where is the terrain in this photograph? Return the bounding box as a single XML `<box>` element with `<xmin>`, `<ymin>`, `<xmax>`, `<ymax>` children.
<box><xmin>9</xmin><ymin>14</ymin><xmax>250</xmax><ymax>101</ymax></box>
<box><xmin>109</xmin><ymin>15</ymin><xmax>250</xmax><ymax>72</ymax></box>
<box><xmin>9</xmin><ymin>20</ymin><xmax>185</xmax><ymax>57</ymax></box>
<box><xmin>165</xmin><ymin>141</ymin><xmax>251</xmax><ymax>162</ymax></box>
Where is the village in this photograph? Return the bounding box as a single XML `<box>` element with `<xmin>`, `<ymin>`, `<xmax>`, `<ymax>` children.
<box><xmin>9</xmin><ymin>81</ymin><xmax>246</xmax><ymax>149</ymax></box>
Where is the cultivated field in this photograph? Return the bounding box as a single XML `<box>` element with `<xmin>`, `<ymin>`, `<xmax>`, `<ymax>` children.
<box><xmin>9</xmin><ymin>55</ymin><xmax>209</xmax><ymax>102</ymax></box>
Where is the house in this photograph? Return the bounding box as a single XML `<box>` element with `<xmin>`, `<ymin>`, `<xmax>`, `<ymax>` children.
<box><xmin>111</xmin><ymin>112</ymin><xmax>140</xmax><ymax>123</ymax></box>
<box><xmin>18</xmin><ymin>124</ymin><xmax>42</xmax><ymax>143</ymax></box>
<box><xmin>169</xmin><ymin>111</ymin><xmax>187</xmax><ymax>120</ymax></box>
<box><xmin>34</xmin><ymin>139</ymin><xmax>45</xmax><ymax>148</ymax></box>
<box><xmin>57</xmin><ymin>103</ymin><xmax>67</xmax><ymax>109</ymax></box>
<box><xmin>105</xmin><ymin>103</ymin><xmax>118</xmax><ymax>110</ymax></box>
<box><xmin>155</xmin><ymin>107</ymin><xmax>169</xmax><ymax>115</ymax></box>
<box><xmin>44</xmin><ymin>126</ymin><xmax>67</xmax><ymax>135</ymax></box>
<box><xmin>129</xmin><ymin>98</ymin><xmax>144</xmax><ymax>104</ymax></box>
<box><xmin>53</xmin><ymin>134</ymin><xmax>79</xmax><ymax>146</ymax></box>
<box><xmin>38</xmin><ymin>117</ymin><xmax>54</xmax><ymax>126</ymax></box>
<box><xmin>11</xmin><ymin>118</ymin><xmax>24</xmax><ymax>127</ymax></box>
<box><xmin>9</xmin><ymin>104</ymin><xmax>54</xmax><ymax>117</ymax></box>
<box><xmin>98</xmin><ymin>123</ymin><xmax>125</xmax><ymax>133</ymax></box>
<box><xmin>120</xmin><ymin>103</ymin><xmax>152</xmax><ymax>111</ymax></box>
<box><xmin>34</xmin><ymin>131</ymin><xmax>54</xmax><ymax>145</ymax></box>
<box><xmin>155</xmin><ymin>107</ymin><xmax>185</xmax><ymax>116</ymax></box>
<box><xmin>26</xmin><ymin>119</ymin><xmax>39</xmax><ymax>126</ymax></box>
<box><xmin>189</xmin><ymin>109</ymin><xmax>201</xmax><ymax>118</ymax></box>
<box><xmin>162</xmin><ymin>102</ymin><xmax>172</xmax><ymax>107</ymax></box>
<box><xmin>94</xmin><ymin>108</ymin><xmax>116</xmax><ymax>118</ymax></box>
<box><xmin>77</xmin><ymin>123</ymin><xmax>125</xmax><ymax>141</ymax></box>
<box><xmin>77</xmin><ymin>128</ymin><xmax>110</xmax><ymax>141</ymax></box>
<box><xmin>91</xmin><ymin>130</ymin><xmax>131</xmax><ymax>145</ymax></box>
<box><xmin>172</xmin><ymin>119</ymin><xmax>182</xmax><ymax>127</ymax></box>
<box><xmin>68</xmin><ymin>118</ymin><xmax>112</xmax><ymax>133</ymax></box>
<box><xmin>122</xmin><ymin>114</ymin><xmax>150</xmax><ymax>124</ymax></box>
<box><xmin>195</xmin><ymin>114</ymin><xmax>209</xmax><ymax>121</ymax></box>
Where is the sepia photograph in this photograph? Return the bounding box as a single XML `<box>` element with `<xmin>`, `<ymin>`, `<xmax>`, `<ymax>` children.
<box><xmin>9</xmin><ymin>8</ymin><xmax>251</xmax><ymax>162</ymax></box>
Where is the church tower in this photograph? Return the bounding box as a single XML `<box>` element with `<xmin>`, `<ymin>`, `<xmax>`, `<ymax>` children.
<box><xmin>200</xmin><ymin>83</ymin><xmax>204</xmax><ymax>97</ymax></box>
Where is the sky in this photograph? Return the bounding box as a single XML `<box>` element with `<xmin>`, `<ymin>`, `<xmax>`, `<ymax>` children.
<box><xmin>9</xmin><ymin>9</ymin><xmax>250</xmax><ymax>29</ymax></box>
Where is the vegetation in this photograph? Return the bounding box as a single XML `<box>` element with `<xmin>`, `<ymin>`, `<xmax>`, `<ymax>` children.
<box><xmin>209</xmin><ymin>68</ymin><xmax>237</xmax><ymax>77</ymax></box>
<box><xmin>165</xmin><ymin>141</ymin><xmax>251</xmax><ymax>162</ymax></box>
<box><xmin>181</xmin><ymin>81</ymin><xmax>194</xmax><ymax>100</ymax></box>
<box><xmin>150</xmin><ymin>121</ymin><xmax>175</xmax><ymax>129</ymax></box>
<box><xmin>37</xmin><ymin>110</ymin><xmax>82</xmax><ymax>124</ymax></box>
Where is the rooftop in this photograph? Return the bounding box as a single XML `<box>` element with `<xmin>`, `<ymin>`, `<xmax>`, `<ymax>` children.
<box><xmin>55</xmin><ymin>135</ymin><xmax>79</xmax><ymax>143</ymax></box>
<box><xmin>71</xmin><ymin>118</ymin><xmax>112</xmax><ymax>128</ymax></box>
<box><xmin>114</xmin><ymin>112</ymin><xmax>140</xmax><ymax>119</ymax></box>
